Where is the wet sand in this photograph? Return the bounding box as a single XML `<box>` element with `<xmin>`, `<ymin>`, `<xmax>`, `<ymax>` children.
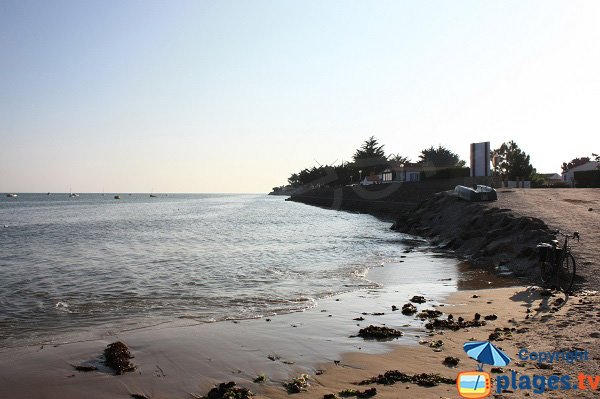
<box><xmin>0</xmin><ymin>249</ymin><xmax>519</xmax><ymax>399</ymax></box>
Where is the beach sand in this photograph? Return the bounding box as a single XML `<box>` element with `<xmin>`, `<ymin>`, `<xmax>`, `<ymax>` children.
<box><xmin>1</xmin><ymin>188</ymin><xmax>598</xmax><ymax>398</ymax></box>
<box><xmin>485</xmin><ymin>188</ymin><xmax>600</xmax><ymax>288</ymax></box>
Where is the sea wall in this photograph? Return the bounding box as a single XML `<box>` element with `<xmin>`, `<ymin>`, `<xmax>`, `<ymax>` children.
<box><xmin>391</xmin><ymin>191</ymin><xmax>554</xmax><ymax>279</ymax></box>
<box><xmin>287</xmin><ymin>179</ymin><xmax>464</xmax><ymax>219</ymax></box>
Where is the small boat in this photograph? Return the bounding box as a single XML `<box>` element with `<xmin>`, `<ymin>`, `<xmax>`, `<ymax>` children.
<box><xmin>114</xmin><ymin>195</ymin><xmax>121</xmax><ymax>199</ymax></box>
<box><xmin>454</xmin><ymin>185</ymin><xmax>497</xmax><ymax>202</ymax></box>
<box><xmin>150</xmin><ymin>194</ymin><xmax>157</xmax><ymax>198</ymax></box>
<box><xmin>69</xmin><ymin>193</ymin><xmax>79</xmax><ymax>197</ymax></box>
<box><xmin>6</xmin><ymin>194</ymin><xmax>17</xmax><ymax>198</ymax></box>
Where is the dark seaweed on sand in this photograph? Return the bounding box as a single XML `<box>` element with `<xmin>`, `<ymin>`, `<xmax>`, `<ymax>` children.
<box><xmin>357</xmin><ymin>325</ymin><xmax>403</xmax><ymax>340</ymax></box>
<box><xmin>357</xmin><ymin>370</ymin><xmax>455</xmax><ymax>387</ymax></box>
<box><xmin>203</xmin><ymin>381</ymin><xmax>254</xmax><ymax>399</ymax></box>
<box><xmin>103</xmin><ymin>341</ymin><xmax>136</xmax><ymax>375</ymax></box>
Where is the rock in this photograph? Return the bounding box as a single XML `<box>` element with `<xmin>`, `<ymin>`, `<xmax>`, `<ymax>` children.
<box><xmin>391</xmin><ymin>305</ymin><xmax>398</xmax><ymax>311</ymax></box>
<box><xmin>474</xmin><ymin>313</ymin><xmax>481</xmax><ymax>321</ymax></box>
<box><xmin>103</xmin><ymin>341</ymin><xmax>135</xmax><ymax>375</ymax></box>
<box><xmin>410</xmin><ymin>296</ymin><xmax>426</xmax><ymax>304</ymax></box>
<box><xmin>491</xmin><ymin>367</ymin><xmax>504</xmax><ymax>373</ymax></box>
<box><xmin>358</xmin><ymin>325</ymin><xmax>403</xmax><ymax>340</ymax></box>
<box><xmin>354</xmin><ymin>317</ymin><xmax>365</xmax><ymax>321</ymax></box>
<box><xmin>472</xmin><ymin>294</ymin><xmax>480</xmax><ymax>298</ymax></box>
<box><xmin>401</xmin><ymin>303</ymin><xmax>417</xmax><ymax>315</ymax></box>
<box><xmin>323</xmin><ymin>394</ymin><xmax>338</xmax><ymax>399</ymax></box>
<box><xmin>484</xmin><ymin>314</ymin><xmax>498</xmax><ymax>320</ymax></box>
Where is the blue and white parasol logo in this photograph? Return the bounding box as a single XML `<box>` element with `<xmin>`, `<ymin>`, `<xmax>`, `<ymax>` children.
<box><xmin>463</xmin><ymin>341</ymin><xmax>511</xmax><ymax>371</ymax></box>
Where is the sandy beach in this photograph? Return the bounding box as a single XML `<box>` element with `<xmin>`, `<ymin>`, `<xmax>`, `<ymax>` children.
<box><xmin>1</xmin><ymin>189</ymin><xmax>598</xmax><ymax>398</ymax></box>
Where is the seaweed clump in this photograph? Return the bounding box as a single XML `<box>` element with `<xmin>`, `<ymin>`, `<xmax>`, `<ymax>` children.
<box><xmin>410</xmin><ymin>296</ymin><xmax>426</xmax><ymax>304</ymax></box>
<box><xmin>401</xmin><ymin>303</ymin><xmax>417</xmax><ymax>315</ymax></box>
<box><xmin>416</xmin><ymin>309</ymin><xmax>443</xmax><ymax>319</ymax></box>
<box><xmin>442</xmin><ymin>356</ymin><xmax>460</xmax><ymax>367</ymax></box>
<box><xmin>338</xmin><ymin>388</ymin><xmax>377</xmax><ymax>398</ymax></box>
<box><xmin>104</xmin><ymin>341</ymin><xmax>135</xmax><ymax>375</ymax></box>
<box><xmin>284</xmin><ymin>374</ymin><xmax>310</xmax><ymax>393</ymax></box>
<box><xmin>357</xmin><ymin>370</ymin><xmax>455</xmax><ymax>387</ymax></box>
<box><xmin>358</xmin><ymin>325</ymin><xmax>403</xmax><ymax>340</ymax></box>
<box><xmin>425</xmin><ymin>318</ymin><xmax>486</xmax><ymax>331</ymax></box>
<box><xmin>204</xmin><ymin>382</ymin><xmax>254</xmax><ymax>399</ymax></box>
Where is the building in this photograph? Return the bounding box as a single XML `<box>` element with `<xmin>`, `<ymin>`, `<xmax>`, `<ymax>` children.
<box><xmin>540</xmin><ymin>173</ymin><xmax>563</xmax><ymax>186</ymax></box>
<box><xmin>562</xmin><ymin>161</ymin><xmax>599</xmax><ymax>187</ymax></box>
<box><xmin>361</xmin><ymin>174</ymin><xmax>381</xmax><ymax>185</ymax></box>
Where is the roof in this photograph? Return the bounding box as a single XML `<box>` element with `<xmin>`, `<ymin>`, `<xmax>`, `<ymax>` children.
<box><xmin>541</xmin><ymin>173</ymin><xmax>562</xmax><ymax>180</ymax></box>
<box><xmin>564</xmin><ymin>161</ymin><xmax>599</xmax><ymax>173</ymax></box>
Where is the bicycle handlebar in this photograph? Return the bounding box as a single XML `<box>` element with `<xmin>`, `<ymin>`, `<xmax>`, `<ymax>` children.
<box><xmin>553</xmin><ymin>230</ymin><xmax>580</xmax><ymax>241</ymax></box>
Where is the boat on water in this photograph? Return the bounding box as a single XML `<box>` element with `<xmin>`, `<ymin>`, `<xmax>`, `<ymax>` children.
<box><xmin>6</xmin><ymin>194</ymin><xmax>18</xmax><ymax>198</ymax></box>
<box><xmin>150</xmin><ymin>194</ymin><xmax>157</xmax><ymax>198</ymax></box>
<box><xmin>114</xmin><ymin>195</ymin><xmax>121</xmax><ymax>199</ymax></box>
<box><xmin>69</xmin><ymin>193</ymin><xmax>79</xmax><ymax>197</ymax></box>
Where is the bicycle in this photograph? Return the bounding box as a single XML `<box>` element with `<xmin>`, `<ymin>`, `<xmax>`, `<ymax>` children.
<box><xmin>537</xmin><ymin>230</ymin><xmax>579</xmax><ymax>292</ymax></box>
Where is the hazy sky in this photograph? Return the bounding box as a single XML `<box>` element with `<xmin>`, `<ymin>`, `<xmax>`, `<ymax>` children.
<box><xmin>1</xmin><ymin>1</ymin><xmax>599</xmax><ymax>193</ymax></box>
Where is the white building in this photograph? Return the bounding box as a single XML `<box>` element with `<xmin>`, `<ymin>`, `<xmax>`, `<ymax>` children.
<box><xmin>562</xmin><ymin>161</ymin><xmax>599</xmax><ymax>187</ymax></box>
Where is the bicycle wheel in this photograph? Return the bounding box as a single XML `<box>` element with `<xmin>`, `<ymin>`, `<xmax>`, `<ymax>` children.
<box><xmin>557</xmin><ymin>253</ymin><xmax>576</xmax><ymax>292</ymax></box>
<box><xmin>539</xmin><ymin>261</ymin><xmax>553</xmax><ymax>286</ymax></box>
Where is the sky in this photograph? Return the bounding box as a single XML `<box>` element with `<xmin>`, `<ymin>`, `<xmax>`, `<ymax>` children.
<box><xmin>1</xmin><ymin>0</ymin><xmax>599</xmax><ymax>193</ymax></box>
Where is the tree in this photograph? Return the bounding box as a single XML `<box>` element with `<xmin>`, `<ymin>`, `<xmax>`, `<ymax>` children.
<box><xmin>561</xmin><ymin>157</ymin><xmax>590</xmax><ymax>173</ymax></box>
<box><xmin>387</xmin><ymin>153</ymin><xmax>411</xmax><ymax>166</ymax></box>
<box><xmin>492</xmin><ymin>141</ymin><xmax>535</xmax><ymax>180</ymax></box>
<box><xmin>353</xmin><ymin>136</ymin><xmax>387</xmax><ymax>162</ymax></box>
<box><xmin>418</xmin><ymin>145</ymin><xmax>465</xmax><ymax>167</ymax></box>
<box><xmin>593</xmin><ymin>153</ymin><xmax>600</xmax><ymax>168</ymax></box>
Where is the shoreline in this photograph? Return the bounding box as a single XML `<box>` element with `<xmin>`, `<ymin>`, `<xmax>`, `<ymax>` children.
<box><xmin>2</xmin><ymin>188</ymin><xmax>598</xmax><ymax>398</ymax></box>
<box><xmin>0</xmin><ymin>250</ymin><xmax>517</xmax><ymax>399</ymax></box>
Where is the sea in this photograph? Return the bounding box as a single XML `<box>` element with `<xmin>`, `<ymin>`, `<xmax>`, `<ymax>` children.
<box><xmin>0</xmin><ymin>193</ymin><xmax>445</xmax><ymax>348</ymax></box>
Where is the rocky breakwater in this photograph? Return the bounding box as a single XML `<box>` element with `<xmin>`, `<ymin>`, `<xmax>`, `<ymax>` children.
<box><xmin>391</xmin><ymin>191</ymin><xmax>555</xmax><ymax>280</ymax></box>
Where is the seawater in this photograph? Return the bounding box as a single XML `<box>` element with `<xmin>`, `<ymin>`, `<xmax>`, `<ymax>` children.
<box><xmin>0</xmin><ymin>193</ymin><xmax>423</xmax><ymax>347</ymax></box>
